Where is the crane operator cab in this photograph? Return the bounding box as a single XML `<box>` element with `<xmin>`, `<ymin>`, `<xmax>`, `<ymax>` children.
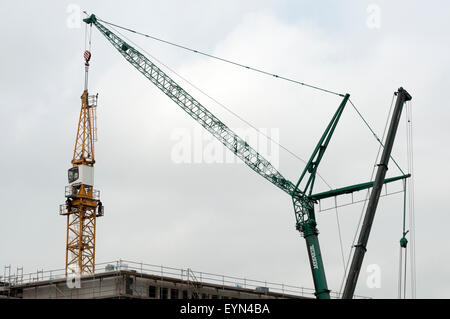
<box><xmin>68</xmin><ymin>167</ymin><xmax>79</xmax><ymax>184</ymax></box>
<box><xmin>68</xmin><ymin>165</ymin><xmax>94</xmax><ymax>186</ymax></box>
<box><xmin>67</xmin><ymin>165</ymin><xmax>94</xmax><ymax>194</ymax></box>
<box><xmin>66</xmin><ymin>165</ymin><xmax>95</xmax><ymax>198</ymax></box>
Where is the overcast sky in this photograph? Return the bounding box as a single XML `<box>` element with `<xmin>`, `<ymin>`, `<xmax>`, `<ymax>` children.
<box><xmin>1</xmin><ymin>0</ymin><xmax>449</xmax><ymax>299</ymax></box>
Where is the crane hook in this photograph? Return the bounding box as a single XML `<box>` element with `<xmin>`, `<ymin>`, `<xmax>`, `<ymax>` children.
<box><xmin>84</xmin><ymin>50</ymin><xmax>91</xmax><ymax>66</ymax></box>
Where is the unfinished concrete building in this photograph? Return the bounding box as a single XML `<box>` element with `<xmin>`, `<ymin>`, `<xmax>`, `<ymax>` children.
<box><xmin>0</xmin><ymin>260</ymin><xmax>342</xmax><ymax>299</ymax></box>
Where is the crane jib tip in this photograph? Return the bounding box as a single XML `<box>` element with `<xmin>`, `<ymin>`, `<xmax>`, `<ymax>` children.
<box><xmin>83</xmin><ymin>14</ymin><xmax>97</xmax><ymax>25</ymax></box>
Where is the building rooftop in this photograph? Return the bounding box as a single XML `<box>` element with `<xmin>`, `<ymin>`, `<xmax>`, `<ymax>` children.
<box><xmin>0</xmin><ymin>259</ymin><xmax>369</xmax><ymax>299</ymax></box>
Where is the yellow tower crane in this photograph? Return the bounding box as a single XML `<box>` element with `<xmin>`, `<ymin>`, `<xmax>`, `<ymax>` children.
<box><xmin>59</xmin><ymin>47</ymin><xmax>103</xmax><ymax>277</ymax></box>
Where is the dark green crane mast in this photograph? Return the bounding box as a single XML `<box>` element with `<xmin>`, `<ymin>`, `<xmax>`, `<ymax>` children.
<box><xmin>342</xmin><ymin>87</ymin><xmax>412</xmax><ymax>299</ymax></box>
<box><xmin>83</xmin><ymin>14</ymin><xmax>410</xmax><ymax>299</ymax></box>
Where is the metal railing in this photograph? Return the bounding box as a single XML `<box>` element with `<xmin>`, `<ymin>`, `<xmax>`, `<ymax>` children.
<box><xmin>64</xmin><ymin>186</ymin><xmax>101</xmax><ymax>200</ymax></box>
<box><xmin>1</xmin><ymin>259</ymin><xmax>370</xmax><ymax>299</ymax></box>
<box><xmin>59</xmin><ymin>204</ymin><xmax>68</xmax><ymax>215</ymax></box>
<box><xmin>59</xmin><ymin>203</ymin><xmax>104</xmax><ymax>216</ymax></box>
<box><xmin>87</xmin><ymin>94</ymin><xmax>98</xmax><ymax>108</ymax></box>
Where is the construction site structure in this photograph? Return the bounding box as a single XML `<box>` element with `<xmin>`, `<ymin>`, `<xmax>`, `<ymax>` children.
<box><xmin>0</xmin><ymin>260</ymin><xmax>370</xmax><ymax>299</ymax></box>
<box><xmin>59</xmin><ymin>48</ymin><xmax>103</xmax><ymax>276</ymax></box>
<box><xmin>81</xmin><ymin>14</ymin><xmax>411</xmax><ymax>299</ymax></box>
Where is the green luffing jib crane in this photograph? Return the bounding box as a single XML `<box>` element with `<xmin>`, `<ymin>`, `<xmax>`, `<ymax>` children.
<box><xmin>83</xmin><ymin>14</ymin><xmax>410</xmax><ymax>299</ymax></box>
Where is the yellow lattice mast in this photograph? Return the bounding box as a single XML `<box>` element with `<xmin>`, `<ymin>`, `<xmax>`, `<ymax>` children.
<box><xmin>59</xmin><ymin>45</ymin><xmax>103</xmax><ymax>277</ymax></box>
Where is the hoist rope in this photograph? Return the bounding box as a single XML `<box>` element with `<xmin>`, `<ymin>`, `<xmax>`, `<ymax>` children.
<box><xmin>107</xmin><ymin>24</ymin><xmax>334</xmax><ymax>189</ymax></box>
<box><xmin>84</xmin><ymin>20</ymin><xmax>93</xmax><ymax>52</ymax></box>
<box><xmin>402</xmin><ymin>179</ymin><xmax>407</xmax><ymax>241</ymax></box>
<box><xmin>84</xmin><ymin>22</ymin><xmax>87</xmax><ymax>51</ymax></box>
<box><xmin>398</xmin><ymin>245</ymin><xmax>403</xmax><ymax>298</ymax></box>
<box><xmin>405</xmin><ymin>99</ymin><xmax>416</xmax><ymax>298</ymax></box>
<box><xmin>97</xmin><ymin>18</ymin><xmax>345</xmax><ymax>98</ymax></box>
<box><xmin>404</xmin><ymin>245</ymin><xmax>408</xmax><ymax>297</ymax></box>
<box><xmin>398</xmin><ymin>179</ymin><xmax>408</xmax><ymax>299</ymax></box>
<box><xmin>334</xmin><ymin>198</ymin><xmax>346</xmax><ymax>272</ymax></box>
<box><xmin>398</xmin><ymin>244</ymin><xmax>409</xmax><ymax>298</ymax></box>
<box><xmin>88</xmin><ymin>23</ymin><xmax>93</xmax><ymax>51</ymax></box>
